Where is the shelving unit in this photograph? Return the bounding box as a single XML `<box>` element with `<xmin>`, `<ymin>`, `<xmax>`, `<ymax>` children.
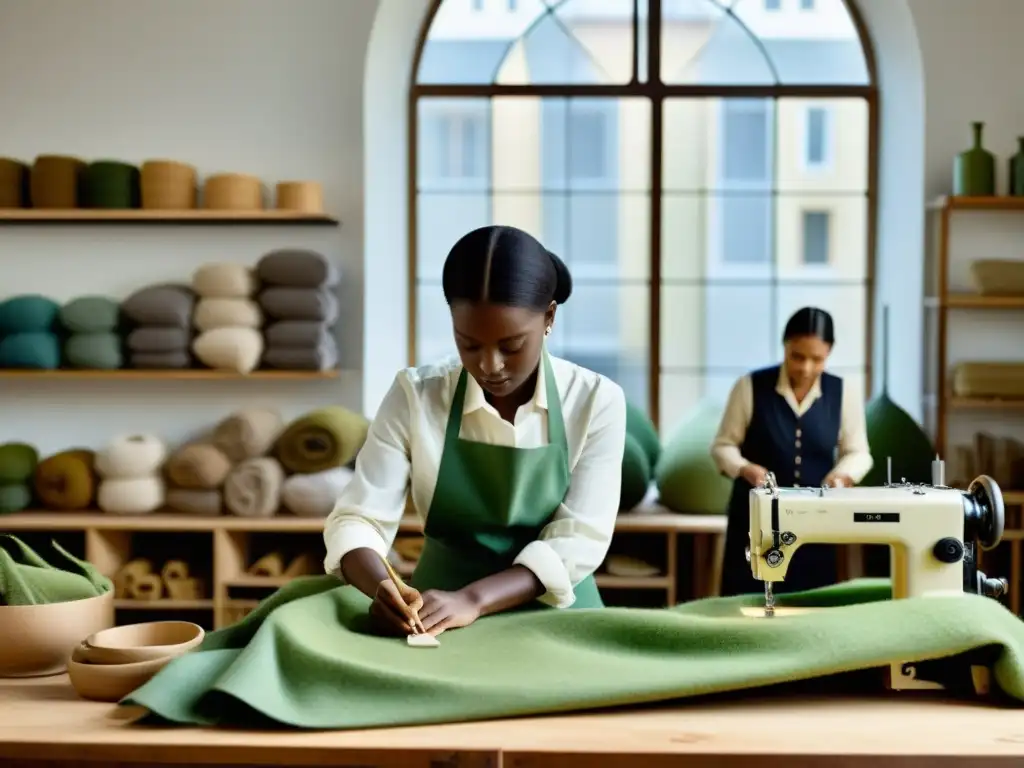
<box><xmin>0</xmin><ymin>508</ymin><xmax>727</xmax><ymax>629</ymax></box>
<box><xmin>0</xmin><ymin>370</ymin><xmax>340</xmax><ymax>380</ymax></box>
<box><xmin>0</xmin><ymin>209</ymin><xmax>339</xmax><ymax>225</ymax></box>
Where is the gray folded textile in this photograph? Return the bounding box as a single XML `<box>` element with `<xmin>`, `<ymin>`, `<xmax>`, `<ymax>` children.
<box><xmin>129</xmin><ymin>350</ymin><xmax>192</xmax><ymax>369</ymax></box>
<box><xmin>256</xmin><ymin>249</ymin><xmax>340</xmax><ymax>288</ymax></box>
<box><xmin>263</xmin><ymin>320</ymin><xmax>333</xmax><ymax>348</ymax></box>
<box><xmin>257</xmin><ymin>287</ymin><xmax>339</xmax><ymax>324</ymax></box>
<box><xmin>262</xmin><ymin>343</ymin><xmax>338</xmax><ymax>371</ymax></box>
<box><xmin>127</xmin><ymin>326</ymin><xmax>191</xmax><ymax>353</ymax></box>
<box><xmin>122</xmin><ymin>284</ymin><xmax>195</xmax><ymax>327</ymax></box>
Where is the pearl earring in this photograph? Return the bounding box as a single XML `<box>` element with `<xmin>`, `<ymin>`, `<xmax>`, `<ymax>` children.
<box><xmin>545</xmin><ymin>326</ymin><xmax>552</xmax><ymax>336</ymax></box>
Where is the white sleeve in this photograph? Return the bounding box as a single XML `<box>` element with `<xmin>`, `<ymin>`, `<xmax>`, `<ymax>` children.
<box><xmin>322</xmin><ymin>372</ymin><xmax>412</xmax><ymax>577</ymax></box>
<box><xmin>710</xmin><ymin>374</ymin><xmax>754</xmax><ymax>480</ymax></box>
<box><xmin>513</xmin><ymin>377</ymin><xmax>627</xmax><ymax>609</ymax></box>
<box><xmin>832</xmin><ymin>377</ymin><xmax>874</xmax><ymax>483</ymax></box>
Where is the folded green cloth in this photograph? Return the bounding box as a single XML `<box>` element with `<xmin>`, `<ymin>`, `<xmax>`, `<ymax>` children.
<box><xmin>122</xmin><ymin>576</ymin><xmax>1024</xmax><ymax>730</ymax></box>
<box><xmin>0</xmin><ymin>535</ymin><xmax>112</xmax><ymax>606</ymax></box>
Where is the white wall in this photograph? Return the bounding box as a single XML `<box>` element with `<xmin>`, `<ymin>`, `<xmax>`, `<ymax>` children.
<box><xmin>2</xmin><ymin>0</ymin><xmax>1023</xmax><ymax>456</ymax></box>
<box><xmin>0</xmin><ymin>0</ymin><xmax>377</xmax><ymax>454</ymax></box>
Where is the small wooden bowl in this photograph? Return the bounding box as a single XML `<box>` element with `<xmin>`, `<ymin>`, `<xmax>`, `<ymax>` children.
<box><xmin>67</xmin><ymin>644</ymin><xmax>173</xmax><ymax>702</ymax></box>
<box><xmin>0</xmin><ymin>591</ymin><xmax>114</xmax><ymax>678</ymax></box>
<box><xmin>275</xmin><ymin>181</ymin><xmax>323</xmax><ymax>213</ymax></box>
<box><xmin>203</xmin><ymin>173</ymin><xmax>263</xmax><ymax>211</ymax></box>
<box><xmin>82</xmin><ymin>620</ymin><xmax>204</xmax><ymax>664</ymax></box>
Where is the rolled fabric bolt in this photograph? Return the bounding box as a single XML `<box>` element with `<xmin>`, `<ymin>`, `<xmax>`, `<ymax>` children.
<box><xmin>160</xmin><ymin>560</ymin><xmax>190</xmax><ymax>582</ymax></box>
<box><xmin>97</xmin><ymin>476</ymin><xmax>165</xmax><ymax>514</ymax></box>
<box><xmin>128</xmin><ymin>574</ymin><xmax>164</xmax><ymax>601</ymax></box>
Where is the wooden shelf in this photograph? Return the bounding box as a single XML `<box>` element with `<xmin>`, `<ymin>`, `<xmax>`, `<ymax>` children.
<box><xmin>940</xmin><ymin>294</ymin><xmax>1024</xmax><ymax>309</ymax></box>
<box><xmin>0</xmin><ymin>369</ymin><xmax>340</xmax><ymax>381</ymax></box>
<box><xmin>946</xmin><ymin>395</ymin><xmax>1024</xmax><ymax>411</ymax></box>
<box><xmin>0</xmin><ymin>209</ymin><xmax>338</xmax><ymax>225</ymax></box>
<box><xmin>930</xmin><ymin>195</ymin><xmax>1024</xmax><ymax>212</ymax></box>
<box><xmin>0</xmin><ymin>506</ymin><xmax>726</xmax><ymax>628</ymax></box>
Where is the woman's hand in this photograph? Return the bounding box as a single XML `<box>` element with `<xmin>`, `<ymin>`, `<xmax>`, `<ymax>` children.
<box><xmin>824</xmin><ymin>471</ymin><xmax>854</xmax><ymax>488</ymax></box>
<box><xmin>418</xmin><ymin>589</ymin><xmax>482</xmax><ymax>636</ymax></box>
<box><xmin>740</xmin><ymin>463</ymin><xmax>769</xmax><ymax>487</ymax></box>
<box><xmin>369</xmin><ymin>578</ymin><xmax>424</xmax><ymax>636</ymax></box>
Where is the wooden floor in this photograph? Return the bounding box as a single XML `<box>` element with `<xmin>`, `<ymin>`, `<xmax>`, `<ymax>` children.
<box><xmin>1</xmin><ymin>676</ymin><xmax>1023</xmax><ymax>767</ymax></box>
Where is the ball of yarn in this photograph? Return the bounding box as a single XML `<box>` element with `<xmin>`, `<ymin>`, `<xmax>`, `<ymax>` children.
<box><xmin>281</xmin><ymin>467</ymin><xmax>354</xmax><ymax>517</ymax></box>
<box><xmin>33</xmin><ymin>449</ymin><xmax>96</xmax><ymax>510</ymax></box>
<box><xmin>223</xmin><ymin>457</ymin><xmax>285</xmax><ymax>518</ymax></box>
<box><xmin>0</xmin><ymin>442</ymin><xmax>39</xmax><ymax>484</ymax></box>
<box><xmin>97</xmin><ymin>476</ymin><xmax>166</xmax><ymax>514</ymax></box>
<box><xmin>95</xmin><ymin>435</ymin><xmax>167</xmax><ymax>479</ymax></box>
<box><xmin>164</xmin><ymin>443</ymin><xmax>232</xmax><ymax>490</ymax></box>
<box><xmin>0</xmin><ymin>484</ymin><xmax>32</xmax><ymax>513</ymax></box>
<box><xmin>192</xmin><ymin>263</ymin><xmax>257</xmax><ymax>299</ymax></box>
<box><xmin>620</xmin><ymin>434</ymin><xmax>651</xmax><ymax>511</ymax></box>
<box><xmin>192</xmin><ymin>327</ymin><xmax>264</xmax><ymax>374</ymax></box>
<box><xmin>655</xmin><ymin>400</ymin><xmax>732</xmax><ymax>515</ymax></box>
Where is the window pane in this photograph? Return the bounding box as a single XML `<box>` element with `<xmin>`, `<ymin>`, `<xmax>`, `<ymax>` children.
<box><xmin>415</xmin><ymin>283</ymin><xmax>456</xmax><ymax>365</ymax></box>
<box><xmin>661</xmin><ymin>1</ymin><xmax>775</xmax><ymax>85</ymax></box>
<box><xmin>775</xmin><ymin>282</ymin><xmax>868</xmax><ymax>369</ymax></box>
<box><xmin>418</xmin><ymin>98</ymin><xmax>491</xmax><ymax>191</ymax></box>
<box><xmin>661</xmin><ymin>193</ymin><xmax>706</xmax><ymax>280</ymax></box>
<box><xmin>416</xmin><ymin>193</ymin><xmax>491</xmax><ymax>282</ymax></box>
<box><xmin>775</xmin><ymin>195</ymin><xmax>867</xmax><ymax>280</ymax></box>
<box><xmin>801</xmin><ymin>211</ymin><xmax>831</xmax><ymax>264</ymax></box>
<box><xmin>777</xmin><ymin>98</ymin><xmax>867</xmax><ymax>191</ymax></box>
<box><xmin>716</xmin><ymin>194</ymin><xmax>773</xmax><ymax>264</ymax></box>
<box><xmin>418</xmin><ymin>0</ymin><xmax>635</xmax><ymax>85</ymax></box>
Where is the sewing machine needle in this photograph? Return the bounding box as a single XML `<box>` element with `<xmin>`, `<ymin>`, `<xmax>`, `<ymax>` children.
<box><xmin>764</xmin><ymin>582</ymin><xmax>775</xmax><ymax>618</ymax></box>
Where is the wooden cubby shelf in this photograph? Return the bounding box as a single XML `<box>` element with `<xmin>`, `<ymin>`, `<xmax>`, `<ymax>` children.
<box><xmin>0</xmin><ymin>209</ymin><xmax>339</xmax><ymax>225</ymax></box>
<box><xmin>0</xmin><ymin>508</ymin><xmax>726</xmax><ymax>629</ymax></box>
<box><xmin>0</xmin><ymin>369</ymin><xmax>341</xmax><ymax>381</ymax></box>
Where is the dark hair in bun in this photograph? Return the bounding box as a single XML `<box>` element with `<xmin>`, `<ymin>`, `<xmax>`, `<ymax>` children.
<box><xmin>783</xmin><ymin>306</ymin><xmax>835</xmax><ymax>346</ymax></box>
<box><xmin>441</xmin><ymin>225</ymin><xmax>573</xmax><ymax>312</ymax></box>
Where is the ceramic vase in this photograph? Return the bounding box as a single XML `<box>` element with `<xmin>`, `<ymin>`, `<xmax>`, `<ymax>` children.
<box><xmin>1010</xmin><ymin>137</ymin><xmax>1024</xmax><ymax>196</ymax></box>
<box><xmin>953</xmin><ymin>121</ymin><xmax>996</xmax><ymax>196</ymax></box>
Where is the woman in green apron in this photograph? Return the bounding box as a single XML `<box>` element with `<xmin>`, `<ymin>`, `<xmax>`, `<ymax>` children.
<box><xmin>323</xmin><ymin>225</ymin><xmax>627</xmax><ymax>637</ymax></box>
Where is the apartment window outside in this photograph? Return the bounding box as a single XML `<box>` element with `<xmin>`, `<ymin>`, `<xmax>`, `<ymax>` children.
<box><xmin>765</xmin><ymin>0</ymin><xmax>782</xmax><ymax>10</ymax></box>
<box><xmin>802</xmin><ymin>211</ymin><xmax>831</xmax><ymax>265</ymax></box>
<box><xmin>801</xmin><ymin>0</ymin><xmax>816</xmax><ymax>10</ymax></box>
<box><xmin>411</xmin><ymin>0</ymin><xmax>875</xmax><ymax>432</ymax></box>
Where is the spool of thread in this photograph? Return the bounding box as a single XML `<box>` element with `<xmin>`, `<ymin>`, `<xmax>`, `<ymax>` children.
<box><xmin>30</xmin><ymin>154</ymin><xmax>85</xmax><ymax>208</ymax></box>
<box><xmin>83</xmin><ymin>160</ymin><xmax>141</xmax><ymax>209</ymax></box>
<box><xmin>203</xmin><ymin>173</ymin><xmax>263</xmax><ymax>211</ymax></box>
<box><xmin>160</xmin><ymin>560</ymin><xmax>190</xmax><ymax>582</ymax></box>
<box><xmin>932</xmin><ymin>455</ymin><xmax>945</xmax><ymax>487</ymax></box>
<box><xmin>141</xmin><ymin>160</ymin><xmax>198</xmax><ymax>209</ymax></box>
<box><xmin>275</xmin><ymin>181</ymin><xmax>323</xmax><ymax>213</ymax></box>
<box><xmin>128</xmin><ymin>574</ymin><xmax>164</xmax><ymax>601</ymax></box>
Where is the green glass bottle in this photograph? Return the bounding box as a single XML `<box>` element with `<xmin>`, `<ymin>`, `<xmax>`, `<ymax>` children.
<box><xmin>953</xmin><ymin>121</ymin><xmax>996</xmax><ymax>196</ymax></box>
<box><xmin>1009</xmin><ymin>137</ymin><xmax>1024</xmax><ymax>196</ymax></box>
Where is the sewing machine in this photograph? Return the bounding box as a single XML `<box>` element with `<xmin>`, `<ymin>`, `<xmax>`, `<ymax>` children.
<box><xmin>746</xmin><ymin>459</ymin><xmax>1008</xmax><ymax>693</ymax></box>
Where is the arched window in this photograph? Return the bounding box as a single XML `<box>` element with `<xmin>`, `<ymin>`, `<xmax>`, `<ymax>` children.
<box><xmin>408</xmin><ymin>0</ymin><xmax>876</xmax><ymax>431</ymax></box>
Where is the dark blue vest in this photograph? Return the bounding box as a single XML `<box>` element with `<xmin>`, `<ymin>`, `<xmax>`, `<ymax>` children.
<box><xmin>740</xmin><ymin>365</ymin><xmax>843</xmax><ymax>488</ymax></box>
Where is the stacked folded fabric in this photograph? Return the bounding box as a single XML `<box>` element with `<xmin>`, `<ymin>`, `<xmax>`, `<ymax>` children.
<box><xmin>256</xmin><ymin>250</ymin><xmax>340</xmax><ymax>371</ymax></box>
<box><xmin>0</xmin><ymin>442</ymin><xmax>38</xmax><ymax>513</ymax></box>
<box><xmin>122</xmin><ymin>285</ymin><xmax>195</xmax><ymax>369</ymax></box>
<box><xmin>191</xmin><ymin>263</ymin><xmax>264</xmax><ymax>374</ymax></box>
<box><xmin>59</xmin><ymin>296</ymin><xmax>123</xmax><ymax>370</ymax></box>
<box><xmin>163</xmin><ymin>443</ymin><xmax>233</xmax><ymax>515</ymax></box>
<box><xmin>95</xmin><ymin>435</ymin><xmax>167</xmax><ymax>514</ymax></box>
<box><xmin>0</xmin><ymin>294</ymin><xmax>62</xmax><ymax>369</ymax></box>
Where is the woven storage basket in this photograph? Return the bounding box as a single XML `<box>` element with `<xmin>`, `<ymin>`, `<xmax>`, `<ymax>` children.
<box><xmin>203</xmin><ymin>173</ymin><xmax>263</xmax><ymax>211</ymax></box>
<box><xmin>0</xmin><ymin>158</ymin><xmax>29</xmax><ymax>208</ymax></box>
<box><xmin>970</xmin><ymin>260</ymin><xmax>1024</xmax><ymax>296</ymax></box>
<box><xmin>30</xmin><ymin>155</ymin><xmax>85</xmax><ymax>209</ymax></box>
<box><xmin>83</xmin><ymin>161</ymin><xmax>141</xmax><ymax>209</ymax></box>
<box><xmin>952</xmin><ymin>362</ymin><xmax>1024</xmax><ymax>399</ymax></box>
<box><xmin>275</xmin><ymin>181</ymin><xmax>323</xmax><ymax>213</ymax></box>
<box><xmin>141</xmin><ymin>160</ymin><xmax>197</xmax><ymax>210</ymax></box>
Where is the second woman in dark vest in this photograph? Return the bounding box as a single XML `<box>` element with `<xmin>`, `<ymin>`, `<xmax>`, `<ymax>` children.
<box><xmin>711</xmin><ymin>307</ymin><xmax>873</xmax><ymax>598</ymax></box>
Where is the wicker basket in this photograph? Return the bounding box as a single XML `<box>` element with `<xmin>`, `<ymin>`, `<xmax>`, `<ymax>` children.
<box><xmin>30</xmin><ymin>154</ymin><xmax>85</xmax><ymax>209</ymax></box>
<box><xmin>970</xmin><ymin>259</ymin><xmax>1024</xmax><ymax>296</ymax></box>
<box><xmin>141</xmin><ymin>160</ymin><xmax>198</xmax><ymax>210</ymax></box>
<box><xmin>275</xmin><ymin>181</ymin><xmax>323</xmax><ymax>213</ymax></box>
<box><xmin>203</xmin><ymin>173</ymin><xmax>263</xmax><ymax>211</ymax></box>
<box><xmin>0</xmin><ymin>157</ymin><xmax>28</xmax><ymax>208</ymax></box>
<box><xmin>952</xmin><ymin>362</ymin><xmax>1024</xmax><ymax>399</ymax></box>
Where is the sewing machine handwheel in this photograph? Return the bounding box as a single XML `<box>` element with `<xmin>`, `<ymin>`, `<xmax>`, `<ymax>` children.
<box><xmin>967</xmin><ymin>475</ymin><xmax>1005</xmax><ymax>551</ymax></box>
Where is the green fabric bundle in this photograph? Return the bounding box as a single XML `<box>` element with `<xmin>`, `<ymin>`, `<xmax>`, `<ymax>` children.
<box><xmin>656</xmin><ymin>400</ymin><xmax>731</xmax><ymax>514</ymax></box>
<box><xmin>82</xmin><ymin>160</ymin><xmax>141</xmax><ymax>209</ymax></box>
<box><xmin>57</xmin><ymin>296</ymin><xmax>124</xmax><ymax>370</ymax></box>
<box><xmin>59</xmin><ymin>296</ymin><xmax>121</xmax><ymax>334</ymax></box>
<box><xmin>0</xmin><ymin>294</ymin><xmax>60</xmax><ymax>334</ymax></box>
<box><xmin>122</xmin><ymin>575</ymin><xmax>1024</xmax><ymax>730</ymax></box>
<box><xmin>0</xmin><ymin>535</ymin><xmax>111</xmax><ymax>605</ymax></box>
<box><xmin>0</xmin><ymin>294</ymin><xmax>62</xmax><ymax>369</ymax></box>
<box><xmin>0</xmin><ymin>442</ymin><xmax>38</xmax><ymax>513</ymax></box>
<box><xmin>274</xmin><ymin>406</ymin><xmax>370</xmax><ymax>473</ymax></box>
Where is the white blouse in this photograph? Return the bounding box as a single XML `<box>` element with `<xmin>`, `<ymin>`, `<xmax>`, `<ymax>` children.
<box><xmin>323</xmin><ymin>354</ymin><xmax>627</xmax><ymax>609</ymax></box>
<box><xmin>710</xmin><ymin>367</ymin><xmax>873</xmax><ymax>483</ymax></box>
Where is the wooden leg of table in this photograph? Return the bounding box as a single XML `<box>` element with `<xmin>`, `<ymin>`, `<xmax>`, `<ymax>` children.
<box><xmin>666</xmin><ymin>531</ymin><xmax>678</xmax><ymax>606</ymax></box>
<box><xmin>710</xmin><ymin>532</ymin><xmax>725</xmax><ymax>597</ymax></box>
<box><xmin>691</xmin><ymin>534</ymin><xmax>709</xmax><ymax>600</ymax></box>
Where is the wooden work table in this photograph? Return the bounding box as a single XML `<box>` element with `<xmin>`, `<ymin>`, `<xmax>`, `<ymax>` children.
<box><xmin>1</xmin><ymin>676</ymin><xmax>1022</xmax><ymax>767</ymax></box>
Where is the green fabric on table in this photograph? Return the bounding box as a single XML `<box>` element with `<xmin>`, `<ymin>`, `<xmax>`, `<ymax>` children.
<box><xmin>0</xmin><ymin>332</ymin><xmax>61</xmax><ymax>369</ymax></box>
<box><xmin>274</xmin><ymin>406</ymin><xmax>370</xmax><ymax>473</ymax></box>
<box><xmin>123</xmin><ymin>576</ymin><xmax>1024</xmax><ymax>730</ymax></box>
<box><xmin>619</xmin><ymin>433</ymin><xmax>651</xmax><ymax>511</ymax></box>
<box><xmin>0</xmin><ymin>535</ymin><xmax>112</xmax><ymax>606</ymax></box>
<box><xmin>0</xmin><ymin>294</ymin><xmax>60</xmax><ymax>334</ymax></box>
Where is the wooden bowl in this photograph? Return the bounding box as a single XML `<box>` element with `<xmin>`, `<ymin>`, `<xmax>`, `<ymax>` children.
<box><xmin>0</xmin><ymin>591</ymin><xmax>114</xmax><ymax>678</ymax></box>
<box><xmin>67</xmin><ymin>643</ymin><xmax>173</xmax><ymax>702</ymax></box>
<box><xmin>82</xmin><ymin>620</ymin><xmax>204</xmax><ymax>664</ymax></box>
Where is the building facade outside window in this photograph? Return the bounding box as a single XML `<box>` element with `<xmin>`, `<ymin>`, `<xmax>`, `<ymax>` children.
<box><xmin>411</xmin><ymin>0</ymin><xmax>875</xmax><ymax>433</ymax></box>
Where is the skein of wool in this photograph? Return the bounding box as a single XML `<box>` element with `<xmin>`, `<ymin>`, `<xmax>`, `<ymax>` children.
<box><xmin>95</xmin><ymin>434</ymin><xmax>167</xmax><ymax>515</ymax></box>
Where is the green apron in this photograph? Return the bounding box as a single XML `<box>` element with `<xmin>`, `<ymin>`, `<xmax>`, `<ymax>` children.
<box><xmin>411</xmin><ymin>352</ymin><xmax>603</xmax><ymax>610</ymax></box>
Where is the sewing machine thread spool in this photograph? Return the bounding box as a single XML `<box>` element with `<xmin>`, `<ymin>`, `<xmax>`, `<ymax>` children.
<box><xmin>932</xmin><ymin>455</ymin><xmax>945</xmax><ymax>487</ymax></box>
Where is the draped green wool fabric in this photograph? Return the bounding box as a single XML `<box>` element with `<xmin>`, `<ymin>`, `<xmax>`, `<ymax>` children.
<box><xmin>122</xmin><ymin>576</ymin><xmax>1024</xmax><ymax>730</ymax></box>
